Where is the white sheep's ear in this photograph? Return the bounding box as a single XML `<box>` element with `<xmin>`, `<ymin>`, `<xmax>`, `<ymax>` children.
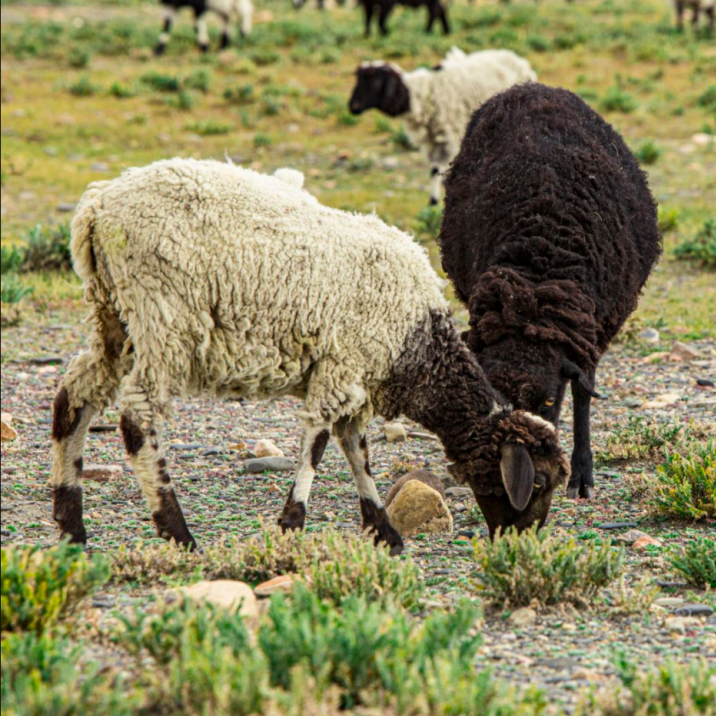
<box><xmin>273</xmin><ymin>168</ymin><xmax>304</xmax><ymax>190</ymax></box>
<box><xmin>500</xmin><ymin>442</ymin><xmax>535</xmax><ymax>512</ymax></box>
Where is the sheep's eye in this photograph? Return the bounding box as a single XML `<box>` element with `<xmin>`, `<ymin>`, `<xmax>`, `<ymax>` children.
<box><xmin>544</xmin><ymin>398</ymin><xmax>555</xmax><ymax>407</ymax></box>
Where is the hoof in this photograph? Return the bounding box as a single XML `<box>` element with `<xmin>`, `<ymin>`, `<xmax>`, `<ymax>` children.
<box><xmin>566</xmin><ymin>485</ymin><xmax>579</xmax><ymax>500</ymax></box>
<box><xmin>580</xmin><ymin>485</ymin><xmax>594</xmax><ymax>500</ymax></box>
<box><xmin>60</xmin><ymin>530</ymin><xmax>87</xmax><ymax>546</ymax></box>
<box><xmin>154</xmin><ymin>44</ymin><xmax>166</xmax><ymax>56</ymax></box>
<box><xmin>388</xmin><ymin>541</ymin><xmax>404</xmax><ymax>557</ymax></box>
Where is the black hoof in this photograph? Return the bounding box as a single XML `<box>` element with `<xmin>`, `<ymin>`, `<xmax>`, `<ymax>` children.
<box><xmin>154</xmin><ymin>44</ymin><xmax>166</xmax><ymax>56</ymax></box>
<box><xmin>566</xmin><ymin>485</ymin><xmax>579</xmax><ymax>499</ymax></box>
<box><xmin>60</xmin><ymin>530</ymin><xmax>87</xmax><ymax>546</ymax></box>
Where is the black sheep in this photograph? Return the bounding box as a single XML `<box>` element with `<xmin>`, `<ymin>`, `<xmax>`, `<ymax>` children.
<box><xmin>439</xmin><ymin>83</ymin><xmax>662</xmax><ymax>500</ymax></box>
<box><xmin>359</xmin><ymin>0</ymin><xmax>450</xmax><ymax>36</ymax></box>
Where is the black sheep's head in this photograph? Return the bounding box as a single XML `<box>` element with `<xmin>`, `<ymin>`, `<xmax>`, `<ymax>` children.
<box><xmin>449</xmin><ymin>410</ymin><xmax>570</xmax><ymax>538</ymax></box>
<box><xmin>348</xmin><ymin>63</ymin><xmax>411</xmax><ymax>117</ymax></box>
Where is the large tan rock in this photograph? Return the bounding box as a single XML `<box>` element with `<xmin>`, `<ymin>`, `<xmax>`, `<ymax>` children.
<box><xmin>384</xmin><ymin>422</ymin><xmax>407</xmax><ymax>443</ymax></box>
<box><xmin>1</xmin><ymin>414</ymin><xmax>17</xmax><ymax>443</ymax></box>
<box><xmin>179</xmin><ymin>580</ymin><xmax>258</xmax><ymax>618</ymax></box>
<box><xmin>386</xmin><ymin>479</ymin><xmax>453</xmax><ymax>537</ymax></box>
<box><xmin>385</xmin><ymin>469</ymin><xmax>445</xmax><ymax>508</ymax></box>
<box><xmin>82</xmin><ymin>464</ymin><xmax>122</xmax><ymax>482</ymax></box>
<box><xmin>254</xmin><ymin>439</ymin><xmax>284</xmax><ymax>458</ymax></box>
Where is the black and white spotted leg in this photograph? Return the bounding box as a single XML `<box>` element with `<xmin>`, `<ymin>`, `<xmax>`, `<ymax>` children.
<box><xmin>334</xmin><ymin>417</ymin><xmax>404</xmax><ymax>555</ymax></box>
<box><xmin>154</xmin><ymin>6</ymin><xmax>176</xmax><ymax>55</ymax></box>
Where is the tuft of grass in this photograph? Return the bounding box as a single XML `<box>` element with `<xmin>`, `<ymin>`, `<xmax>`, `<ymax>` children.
<box><xmin>415</xmin><ymin>205</ymin><xmax>443</xmax><ymax>238</ymax></box>
<box><xmin>577</xmin><ymin>657</ymin><xmax>716</xmax><ymax>716</ymax></box>
<box><xmin>253</xmin><ymin>132</ymin><xmax>273</xmax><ymax>148</ymax></box>
<box><xmin>600</xmin><ymin>85</ymin><xmax>638</xmax><ymax>113</ymax></box>
<box><xmin>674</xmin><ymin>218</ymin><xmax>716</xmax><ymax>269</ymax></box>
<box><xmin>1</xmin><ymin>542</ymin><xmax>110</xmax><ymax>635</ymax></box>
<box><xmin>634</xmin><ymin>138</ymin><xmax>661</xmax><ymax>165</ymax></box>
<box><xmin>68</xmin><ymin>75</ymin><xmax>98</xmax><ymax>97</ymax></box>
<box><xmin>605</xmin><ymin>576</ymin><xmax>660</xmax><ymax>614</ymax></box>
<box><xmin>1</xmin><ymin>273</ymin><xmax>33</xmax><ymax>304</ymax></box>
<box><xmin>111</xmin><ymin>527</ymin><xmax>424</xmax><ymax>608</ymax></box>
<box><xmin>392</xmin><ymin>124</ymin><xmax>415</xmax><ymax>151</ymax></box>
<box><xmin>657</xmin><ymin>205</ymin><xmax>680</xmax><ymax>234</ymax></box>
<box><xmin>140</xmin><ymin>70</ymin><xmax>180</xmax><ymax>92</ymax></box>
<box><xmin>108</xmin><ymin>81</ymin><xmax>137</xmax><ymax>98</ymax></box>
<box><xmin>1</xmin><ymin>631</ymin><xmax>139</xmax><ymax>716</ymax></box>
<box><xmin>472</xmin><ymin>526</ymin><xmax>624</xmax><ymax>607</ymax></box>
<box><xmin>21</xmin><ymin>221</ymin><xmax>72</xmax><ymax>272</ymax></box>
<box><xmin>1</xmin><ymin>245</ymin><xmax>24</xmax><ymax>275</ymax></box>
<box><xmin>185</xmin><ymin>120</ymin><xmax>233</xmax><ymax>136</ymax></box>
<box><xmin>598</xmin><ymin>416</ymin><xmax>688</xmax><ymax>462</ymax></box>
<box><xmin>650</xmin><ymin>440</ymin><xmax>715</xmax><ymax>521</ymax></box>
<box><xmin>223</xmin><ymin>82</ymin><xmax>255</xmax><ymax>105</ymax></box>
<box><xmin>669</xmin><ymin>536</ymin><xmax>716</xmax><ymax>588</ymax></box>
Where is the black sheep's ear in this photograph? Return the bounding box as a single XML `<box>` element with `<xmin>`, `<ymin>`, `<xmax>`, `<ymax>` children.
<box><xmin>561</xmin><ymin>358</ymin><xmax>601</xmax><ymax>399</ymax></box>
<box><xmin>499</xmin><ymin>442</ymin><xmax>535</xmax><ymax>512</ymax></box>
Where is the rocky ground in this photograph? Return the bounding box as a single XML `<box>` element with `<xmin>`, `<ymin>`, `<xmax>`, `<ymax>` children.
<box><xmin>1</xmin><ymin>306</ymin><xmax>714</xmax><ymax>712</ymax></box>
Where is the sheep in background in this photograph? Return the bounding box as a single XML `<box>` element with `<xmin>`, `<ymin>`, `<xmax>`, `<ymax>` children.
<box><xmin>348</xmin><ymin>48</ymin><xmax>536</xmax><ymax>205</ymax></box>
<box><xmin>358</xmin><ymin>0</ymin><xmax>450</xmax><ymax>36</ymax></box>
<box><xmin>675</xmin><ymin>0</ymin><xmax>714</xmax><ymax>34</ymax></box>
<box><xmin>439</xmin><ymin>83</ymin><xmax>661</xmax><ymax>501</ymax></box>
<box><xmin>51</xmin><ymin>158</ymin><xmax>569</xmax><ymax>553</ymax></box>
<box><xmin>154</xmin><ymin>0</ymin><xmax>253</xmax><ymax>55</ymax></box>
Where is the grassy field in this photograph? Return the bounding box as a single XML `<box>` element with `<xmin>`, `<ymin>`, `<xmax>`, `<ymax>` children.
<box><xmin>1</xmin><ymin>1</ymin><xmax>715</xmax><ymax>714</ymax></box>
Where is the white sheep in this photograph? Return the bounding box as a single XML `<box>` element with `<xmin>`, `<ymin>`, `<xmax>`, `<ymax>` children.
<box><xmin>50</xmin><ymin>158</ymin><xmax>568</xmax><ymax>553</ymax></box>
<box><xmin>154</xmin><ymin>0</ymin><xmax>253</xmax><ymax>55</ymax></box>
<box><xmin>348</xmin><ymin>48</ymin><xmax>537</xmax><ymax>205</ymax></box>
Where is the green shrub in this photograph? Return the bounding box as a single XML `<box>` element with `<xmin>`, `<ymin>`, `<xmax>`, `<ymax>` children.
<box><xmin>250</xmin><ymin>48</ymin><xmax>280</xmax><ymax>66</ymax></box>
<box><xmin>254</xmin><ymin>132</ymin><xmax>273</xmax><ymax>148</ymax></box>
<box><xmin>651</xmin><ymin>440</ymin><xmax>715</xmax><ymax>521</ymax></box>
<box><xmin>337</xmin><ymin>109</ymin><xmax>360</xmax><ymax>126</ymax></box>
<box><xmin>415</xmin><ymin>205</ymin><xmax>443</xmax><ymax>238</ymax></box>
<box><xmin>1</xmin><ymin>631</ymin><xmax>139</xmax><ymax>716</ymax></box>
<box><xmin>111</xmin><ymin>527</ymin><xmax>424</xmax><ymax>609</ymax></box>
<box><xmin>1</xmin><ymin>542</ymin><xmax>110</xmax><ymax>634</ymax></box>
<box><xmin>21</xmin><ymin>221</ymin><xmax>72</xmax><ymax>272</ymax></box>
<box><xmin>223</xmin><ymin>82</ymin><xmax>255</xmax><ymax>105</ymax></box>
<box><xmin>68</xmin><ymin>75</ymin><xmax>98</xmax><ymax>97</ymax></box>
<box><xmin>0</xmin><ymin>245</ymin><xmax>24</xmax><ymax>275</ymax></box>
<box><xmin>578</xmin><ymin>657</ymin><xmax>716</xmax><ymax>716</ymax></box>
<box><xmin>392</xmin><ymin>125</ymin><xmax>415</xmax><ymax>151</ymax></box>
<box><xmin>598</xmin><ymin>416</ymin><xmax>688</xmax><ymax>462</ymax></box>
<box><xmin>67</xmin><ymin>47</ymin><xmax>90</xmax><ymax>68</ymax></box>
<box><xmin>669</xmin><ymin>536</ymin><xmax>716</xmax><ymax>588</ymax></box>
<box><xmin>634</xmin><ymin>138</ymin><xmax>661</xmax><ymax>165</ymax></box>
<box><xmin>674</xmin><ymin>219</ymin><xmax>716</xmax><ymax>269</ymax></box>
<box><xmin>657</xmin><ymin>205</ymin><xmax>680</xmax><ymax>234</ymax></box>
<box><xmin>108</xmin><ymin>81</ymin><xmax>136</xmax><ymax>98</ymax></box>
<box><xmin>0</xmin><ymin>273</ymin><xmax>33</xmax><ymax>304</ymax></box>
<box><xmin>140</xmin><ymin>71</ymin><xmax>180</xmax><ymax>92</ymax></box>
<box><xmin>697</xmin><ymin>85</ymin><xmax>716</xmax><ymax>112</ymax></box>
<box><xmin>186</xmin><ymin>120</ymin><xmax>233</xmax><ymax>136</ymax></box>
<box><xmin>600</xmin><ymin>85</ymin><xmax>638</xmax><ymax>113</ymax></box>
<box><xmin>472</xmin><ymin>525</ymin><xmax>624</xmax><ymax>606</ymax></box>
<box><xmin>184</xmin><ymin>68</ymin><xmax>211</xmax><ymax>93</ymax></box>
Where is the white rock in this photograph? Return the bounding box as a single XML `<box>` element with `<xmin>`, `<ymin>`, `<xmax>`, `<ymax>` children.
<box><xmin>384</xmin><ymin>422</ymin><xmax>407</xmax><ymax>443</ymax></box>
<box><xmin>82</xmin><ymin>464</ymin><xmax>123</xmax><ymax>482</ymax></box>
<box><xmin>637</xmin><ymin>328</ymin><xmax>660</xmax><ymax>344</ymax></box>
<box><xmin>508</xmin><ymin>607</ymin><xmax>537</xmax><ymax>628</ymax></box>
<box><xmin>670</xmin><ymin>341</ymin><xmax>700</xmax><ymax>361</ymax></box>
<box><xmin>691</xmin><ymin>133</ymin><xmax>714</xmax><ymax>147</ymax></box>
<box><xmin>254</xmin><ymin>439</ymin><xmax>283</xmax><ymax>458</ymax></box>
<box><xmin>179</xmin><ymin>580</ymin><xmax>258</xmax><ymax>618</ymax></box>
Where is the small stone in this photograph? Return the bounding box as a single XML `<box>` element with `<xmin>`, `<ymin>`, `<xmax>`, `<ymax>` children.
<box><xmin>229</xmin><ymin>441</ymin><xmax>247</xmax><ymax>451</ymax></box>
<box><xmin>89</xmin><ymin>424</ymin><xmax>117</xmax><ymax>433</ymax></box>
<box><xmin>665</xmin><ymin>616</ymin><xmax>687</xmax><ymax>634</ymax></box>
<box><xmin>29</xmin><ymin>356</ymin><xmax>64</xmax><ymax>365</ymax></box>
<box><xmin>446</xmin><ymin>486</ymin><xmax>473</xmax><ymax>498</ymax></box>
<box><xmin>674</xmin><ymin>603</ymin><xmax>714</xmax><ymax>617</ymax></box>
<box><xmin>384</xmin><ymin>422</ymin><xmax>407</xmax><ymax>443</ymax></box>
<box><xmin>632</xmin><ymin>535</ymin><xmax>662</xmax><ymax>549</ymax></box>
<box><xmin>599</xmin><ymin>521</ymin><xmax>637</xmax><ymax>530</ymax></box>
<box><xmin>169</xmin><ymin>443</ymin><xmax>202</xmax><ymax>451</ymax></box>
<box><xmin>670</xmin><ymin>341</ymin><xmax>700</xmax><ymax>361</ymax></box>
<box><xmin>82</xmin><ymin>464</ymin><xmax>122</xmax><ymax>482</ymax></box>
<box><xmin>254</xmin><ymin>439</ymin><xmax>283</xmax><ymax>458</ymax></box>
<box><xmin>254</xmin><ymin>574</ymin><xmax>295</xmax><ymax>598</ymax></box>
<box><xmin>179</xmin><ymin>580</ymin><xmax>258</xmax><ymax>618</ymax></box>
<box><xmin>637</xmin><ymin>328</ymin><xmax>660</xmax><ymax>343</ymax></box>
<box><xmin>654</xmin><ymin>597</ymin><xmax>684</xmax><ymax>608</ymax></box>
<box><xmin>691</xmin><ymin>132</ymin><xmax>714</xmax><ymax>146</ymax></box>
<box><xmin>56</xmin><ymin>202</ymin><xmax>76</xmax><ymax>212</ymax></box>
<box><xmin>244</xmin><ymin>457</ymin><xmax>295</xmax><ymax>474</ymax></box>
<box><xmin>696</xmin><ymin>378</ymin><xmax>714</xmax><ymax>387</ymax></box>
<box><xmin>408</xmin><ymin>431</ymin><xmax>439</xmax><ymax>441</ymax></box>
<box><xmin>92</xmin><ymin>596</ymin><xmax>116</xmax><ymax>609</ymax></box>
<box><xmin>385</xmin><ymin>469</ymin><xmax>445</xmax><ymax>508</ymax></box>
<box><xmin>614</xmin><ymin>529</ymin><xmax>649</xmax><ymax>545</ymax></box>
<box><xmin>641</xmin><ymin>392</ymin><xmax>681</xmax><ymax>409</ymax></box>
<box><xmin>508</xmin><ymin>607</ymin><xmax>537</xmax><ymax>628</ymax></box>
<box><xmin>37</xmin><ymin>365</ymin><xmax>58</xmax><ymax>375</ymax></box>
<box><xmin>386</xmin><ymin>479</ymin><xmax>453</xmax><ymax>536</ymax></box>
<box><xmin>44</xmin><ymin>146</ymin><xmax>58</xmax><ymax>156</ymax></box>
<box><xmin>640</xmin><ymin>351</ymin><xmax>670</xmax><ymax>364</ymax></box>
<box><xmin>1</xmin><ymin>419</ymin><xmax>18</xmax><ymax>443</ymax></box>
<box><xmin>458</xmin><ymin>529</ymin><xmax>475</xmax><ymax>539</ymax></box>
<box><xmin>561</xmin><ymin>622</ymin><xmax>578</xmax><ymax>632</ymax></box>
<box><xmin>91</xmin><ymin>162</ymin><xmax>110</xmax><ymax>172</ymax></box>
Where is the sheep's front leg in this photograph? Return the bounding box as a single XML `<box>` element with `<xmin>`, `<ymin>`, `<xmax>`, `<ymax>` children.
<box><xmin>219</xmin><ymin>13</ymin><xmax>230</xmax><ymax>49</ymax></box>
<box><xmin>429</xmin><ymin>166</ymin><xmax>442</xmax><ymax>206</ymax></box>
<box><xmin>676</xmin><ymin>0</ymin><xmax>685</xmax><ymax>30</ymax></box>
<box><xmin>566</xmin><ymin>366</ymin><xmax>596</xmax><ymax>500</ymax></box>
<box><xmin>279</xmin><ymin>425</ymin><xmax>331</xmax><ymax>531</ymax></box>
<box><xmin>195</xmin><ymin>11</ymin><xmax>210</xmax><ymax>52</ymax></box>
<box><xmin>378</xmin><ymin>4</ymin><xmax>392</xmax><ymax>35</ymax></box>
<box><xmin>692</xmin><ymin>4</ymin><xmax>701</xmax><ymax>30</ymax></box>
<box><xmin>363</xmin><ymin>1</ymin><xmax>375</xmax><ymax>36</ymax></box>
<box><xmin>334</xmin><ymin>417</ymin><xmax>404</xmax><ymax>555</ymax></box>
<box><xmin>154</xmin><ymin>6</ymin><xmax>176</xmax><ymax>55</ymax></box>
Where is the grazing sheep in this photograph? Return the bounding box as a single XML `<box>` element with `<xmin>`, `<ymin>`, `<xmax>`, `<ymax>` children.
<box><xmin>292</xmin><ymin>0</ymin><xmax>347</xmax><ymax>9</ymax></box>
<box><xmin>51</xmin><ymin>158</ymin><xmax>569</xmax><ymax>552</ymax></box>
<box><xmin>439</xmin><ymin>83</ymin><xmax>661</xmax><ymax>501</ymax></box>
<box><xmin>154</xmin><ymin>0</ymin><xmax>253</xmax><ymax>55</ymax></box>
<box><xmin>675</xmin><ymin>0</ymin><xmax>715</xmax><ymax>34</ymax></box>
<box><xmin>358</xmin><ymin>0</ymin><xmax>450</xmax><ymax>37</ymax></box>
<box><xmin>348</xmin><ymin>48</ymin><xmax>536</xmax><ymax>205</ymax></box>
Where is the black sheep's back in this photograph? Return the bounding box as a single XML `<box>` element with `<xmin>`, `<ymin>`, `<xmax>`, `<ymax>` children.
<box><xmin>439</xmin><ymin>83</ymin><xmax>661</xmax><ymax>353</ymax></box>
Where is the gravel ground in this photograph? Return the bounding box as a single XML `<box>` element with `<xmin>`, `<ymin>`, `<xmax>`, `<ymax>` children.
<box><xmin>1</xmin><ymin>306</ymin><xmax>714</xmax><ymax>712</ymax></box>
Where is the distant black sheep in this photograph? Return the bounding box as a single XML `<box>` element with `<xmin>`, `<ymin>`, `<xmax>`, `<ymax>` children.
<box><xmin>359</xmin><ymin>0</ymin><xmax>450</xmax><ymax>36</ymax></box>
<box><xmin>439</xmin><ymin>83</ymin><xmax>661</xmax><ymax>501</ymax></box>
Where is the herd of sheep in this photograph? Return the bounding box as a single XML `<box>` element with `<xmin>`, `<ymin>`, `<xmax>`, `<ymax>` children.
<box><xmin>51</xmin><ymin>0</ymin><xmax>688</xmax><ymax>551</ymax></box>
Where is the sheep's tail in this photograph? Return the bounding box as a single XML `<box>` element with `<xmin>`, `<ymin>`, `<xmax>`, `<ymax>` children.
<box><xmin>442</xmin><ymin>46</ymin><xmax>466</xmax><ymax>66</ymax></box>
<box><xmin>70</xmin><ymin>181</ymin><xmax>107</xmax><ymax>284</ymax></box>
<box><xmin>274</xmin><ymin>168</ymin><xmax>305</xmax><ymax>190</ymax></box>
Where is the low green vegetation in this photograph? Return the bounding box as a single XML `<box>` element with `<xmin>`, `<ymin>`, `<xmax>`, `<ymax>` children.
<box><xmin>1</xmin><ymin>542</ymin><xmax>110</xmax><ymax>634</ymax></box>
<box><xmin>578</xmin><ymin>657</ymin><xmax>716</xmax><ymax>716</ymax></box>
<box><xmin>651</xmin><ymin>439</ymin><xmax>715</xmax><ymax>521</ymax></box>
<box><xmin>471</xmin><ymin>526</ymin><xmax>624</xmax><ymax>607</ymax></box>
<box><xmin>674</xmin><ymin>218</ymin><xmax>716</xmax><ymax>270</ymax></box>
<box><xmin>669</xmin><ymin>536</ymin><xmax>716</xmax><ymax>588</ymax></box>
<box><xmin>598</xmin><ymin>416</ymin><xmax>689</xmax><ymax>462</ymax></box>
<box><xmin>112</xmin><ymin>527</ymin><xmax>424</xmax><ymax>608</ymax></box>
<box><xmin>634</xmin><ymin>138</ymin><xmax>661</xmax><ymax>166</ymax></box>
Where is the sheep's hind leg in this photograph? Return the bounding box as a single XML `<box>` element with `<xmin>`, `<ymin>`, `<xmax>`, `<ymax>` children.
<box><xmin>154</xmin><ymin>6</ymin><xmax>176</xmax><ymax>55</ymax></box>
<box><xmin>334</xmin><ymin>417</ymin><xmax>403</xmax><ymax>555</ymax></box>
<box><xmin>566</xmin><ymin>366</ymin><xmax>596</xmax><ymax>500</ymax></box>
<box><xmin>119</xmin><ymin>380</ymin><xmax>196</xmax><ymax>549</ymax></box>
<box><xmin>279</xmin><ymin>425</ymin><xmax>331</xmax><ymax>531</ymax></box>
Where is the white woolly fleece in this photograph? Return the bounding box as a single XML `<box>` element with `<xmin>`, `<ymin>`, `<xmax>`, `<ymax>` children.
<box><xmin>400</xmin><ymin>48</ymin><xmax>537</xmax><ymax>161</ymax></box>
<box><xmin>70</xmin><ymin>158</ymin><xmax>449</xmax><ymax>427</ymax></box>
